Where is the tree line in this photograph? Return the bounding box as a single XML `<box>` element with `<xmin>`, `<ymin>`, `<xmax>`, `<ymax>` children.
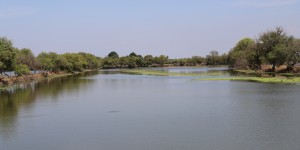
<box><xmin>0</xmin><ymin>37</ymin><xmax>228</xmax><ymax>76</ymax></box>
<box><xmin>227</xmin><ymin>27</ymin><xmax>300</xmax><ymax>72</ymax></box>
<box><xmin>0</xmin><ymin>38</ymin><xmax>102</xmax><ymax>76</ymax></box>
<box><xmin>1</xmin><ymin>27</ymin><xmax>300</xmax><ymax>76</ymax></box>
<box><xmin>102</xmin><ymin>50</ymin><xmax>230</xmax><ymax>68</ymax></box>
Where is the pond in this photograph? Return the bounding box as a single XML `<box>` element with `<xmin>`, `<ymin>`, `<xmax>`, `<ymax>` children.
<box><xmin>1</xmin><ymin>68</ymin><xmax>300</xmax><ymax>150</ymax></box>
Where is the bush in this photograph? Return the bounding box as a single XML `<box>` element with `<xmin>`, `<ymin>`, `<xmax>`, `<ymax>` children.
<box><xmin>14</xmin><ymin>64</ymin><xmax>30</xmax><ymax>76</ymax></box>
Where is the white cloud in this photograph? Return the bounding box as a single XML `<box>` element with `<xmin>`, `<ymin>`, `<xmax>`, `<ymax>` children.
<box><xmin>235</xmin><ymin>0</ymin><xmax>299</xmax><ymax>7</ymax></box>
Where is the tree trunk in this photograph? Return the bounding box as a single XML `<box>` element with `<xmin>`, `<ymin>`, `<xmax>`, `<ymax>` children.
<box><xmin>286</xmin><ymin>65</ymin><xmax>295</xmax><ymax>73</ymax></box>
<box><xmin>272</xmin><ymin>64</ymin><xmax>276</xmax><ymax>72</ymax></box>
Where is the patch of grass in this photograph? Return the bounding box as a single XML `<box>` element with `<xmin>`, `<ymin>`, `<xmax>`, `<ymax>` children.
<box><xmin>234</xmin><ymin>69</ymin><xmax>300</xmax><ymax>77</ymax></box>
<box><xmin>196</xmin><ymin>77</ymin><xmax>300</xmax><ymax>84</ymax></box>
<box><xmin>120</xmin><ymin>69</ymin><xmax>171</xmax><ymax>76</ymax></box>
<box><xmin>234</xmin><ymin>69</ymin><xmax>259</xmax><ymax>74</ymax></box>
<box><xmin>119</xmin><ymin>69</ymin><xmax>225</xmax><ymax>76</ymax></box>
<box><xmin>47</xmin><ymin>73</ymin><xmax>72</xmax><ymax>79</ymax></box>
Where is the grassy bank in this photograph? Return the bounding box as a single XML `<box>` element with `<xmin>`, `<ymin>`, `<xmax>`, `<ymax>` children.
<box><xmin>121</xmin><ymin>69</ymin><xmax>300</xmax><ymax>84</ymax></box>
<box><xmin>233</xmin><ymin>69</ymin><xmax>300</xmax><ymax>77</ymax></box>
<box><xmin>196</xmin><ymin>77</ymin><xmax>300</xmax><ymax>84</ymax></box>
<box><xmin>119</xmin><ymin>69</ymin><xmax>225</xmax><ymax>76</ymax></box>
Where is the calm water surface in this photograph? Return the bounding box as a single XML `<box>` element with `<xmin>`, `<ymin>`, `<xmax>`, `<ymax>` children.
<box><xmin>1</xmin><ymin>69</ymin><xmax>300</xmax><ymax>150</ymax></box>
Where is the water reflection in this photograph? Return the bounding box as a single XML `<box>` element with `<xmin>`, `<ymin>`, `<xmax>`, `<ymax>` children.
<box><xmin>0</xmin><ymin>71</ymin><xmax>98</xmax><ymax>138</ymax></box>
<box><xmin>1</xmin><ymin>69</ymin><xmax>300</xmax><ymax>150</ymax></box>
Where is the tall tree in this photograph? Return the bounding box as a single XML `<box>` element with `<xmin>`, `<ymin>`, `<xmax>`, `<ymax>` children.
<box><xmin>14</xmin><ymin>48</ymin><xmax>37</xmax><ymax>70</ymax></box>
<box><xmin>228</xmin><ymin>38</ymin><xmax>255</xmax><ymax>69</ymax></box>
<box><xmin>155</xmin><ymin>55</ymin><xmax>168</xmax><ymax>67</ymax></box>
<box><xmin>62</xmin><ymin>53</ymin><xmax>87</xmax><ymax>72</ymax></box>
<box><xmin>108</xmin><ymin>51</ymin><xmax>119</xmax><ymax>58</ymax></box>
<box><xmin>0</xmin><ymin>37</ymin><xmax>16</xmax><ymax>76</ymax></box>
<box><xmin>129</xmin><ymin>52</ymin><xmax>137</xmax><ymax>57</ymax></box>
<box><xmin>37</xmin><ymin>52</ymin><xmax>59</xmax><ymax>72</ymax></box>
<box><xmin>79</xmin><ymin>52</ymin><xmax>101</xmax><ymax>69</ymax></box>
<box><xmin>206</xmin><ymin>50</ymin><xmax>219</xmax><ymax>65</ymax></box>
<box><xmin>257</xmin><ymin>27</ymin><xmax>293</xmax><ymax>71</ymax></box>
<box><xmin>144</xmin><ymin>55</ymin><xmax>153</xmax><ymax>67</ymax></box>
<box><xmin>286</xmin><ymin>38</ymin><xmax>300</xmax><ymax>72</ymax></box>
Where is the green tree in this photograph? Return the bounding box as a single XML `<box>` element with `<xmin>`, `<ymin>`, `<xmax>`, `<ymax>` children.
<box><xmin>14</xmin><ymin>48</ymin><xmax>37</xmax><ymax>70</ymax></box>
<box><xmin>55</xmin><ymin>55</ymin><xmax>70</xmax><ymax>71</ymax></box>
<box><xmin>206</xmin><ymin>50</ymin><xmax>219</xmax><ymax>65</ymax></box>
<box><xmin>144</xmin><ymin>55</ymin><xmax>153</xmax><ymax>67</ymax></box>
<box><xmin>0</xmin><ymin>37</ymin><xmax>16</xmax><ymax>76</ymax></box>
<box><xmin>108</xmin><ymin>51</ymin><xmax>119</xmax><ymax>58</ymax></box>
<box><xmin>62</xmin><ymin>53</ymin><xmax>87</xmax><ymax>72</ymax></box>
<box><xmin>228</xmin><ymin>38</ymin><xmax>255</xmax><ymax>69</ymax></box>
<box><xmin>126</xmin><ymin>56</ymin><xmax>137</xmax><ymax>68</ymax></box>
<box><xmin>14</xmin><ymin>64</ymin><xmax>31</xmax><ymax>76</ymax></box>
<box><xmin>155</xmin><ymin>55</ymin><xmax>168</xmax><ymax>67</ymax></box>
<box><xmin>179</xmin><ymin>58</ymin><xmax>187</xmax><ymax>66</ymax></box>
<box><xmin>102</xmin><ymin>57</ymin><xmax>119</xmax><ymax>68</ymax></box>
<box><xmin>257</xmin><ymin>27</ymin><xmax>292</xmax><ymax>71</ymax></box>
<box><xmin>37</xmin><ymin>52</ymin><xmax>58</xmax><ymax>72</ymax></box>
<box><xmin>136</xmin><ymin>55</ymin><xmax>144</xmax><ymax>67</ymax></box>
<box><xmin>129</xmin><ymin>52</ymin><xmax>137</xmax><ymax>57</ymax></box>
<box><xmin>119</xmin><ymin>57</ymin><xmax>128</xmax><ymax>68</ymax></box>
<box><xmin>191</xmin><ymin>56</ymin><xmax>205</xmax><ymax>65</ymax></box>
<box><xmin>286</xmin><ymin>38</ymin><xmax>300</xmax><ymax>72</ymax></box>
<box><xmin>219</xmin><ymin>53</ymin><xmax>228</xmax><ymax>65</ymax></box>
<box><xmin>79</xmin><ymin>52</ymin><xmax>101</xmax><ymax>69</ymax></box>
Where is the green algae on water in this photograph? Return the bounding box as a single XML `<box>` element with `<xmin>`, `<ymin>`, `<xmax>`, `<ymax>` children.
<box><xmin>120</xmin><ymin>69</ymin><xmax>225</xmax><ymax>76</ymax></box>
<box><xmin>196</xmin><ymin>77</ymin><xmax>300</xmax><ymax>84</ymax></box>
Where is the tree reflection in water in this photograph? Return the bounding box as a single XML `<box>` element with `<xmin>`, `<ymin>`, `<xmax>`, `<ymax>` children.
<box><xmin>0</xmin><ymin>71</ymin><xmax>98</xmax><ymax>139</ymax></box>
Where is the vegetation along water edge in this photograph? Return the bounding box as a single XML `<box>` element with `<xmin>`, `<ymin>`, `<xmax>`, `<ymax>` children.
<box><xmin>195</xmin><ymin>77</ymin><xmax>300</xmax><ymax>84</ymax></box>
<box><xmin>1</xmin><ymin>27</ymin><xmax>300</xmax><ymax>87</ymax></box>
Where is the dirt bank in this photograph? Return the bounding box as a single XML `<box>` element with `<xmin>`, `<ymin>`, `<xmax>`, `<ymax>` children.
<box><xmin>0</xmin><ymin>72</ymin><xmax>71</xmax><ymax>87</ymax></box>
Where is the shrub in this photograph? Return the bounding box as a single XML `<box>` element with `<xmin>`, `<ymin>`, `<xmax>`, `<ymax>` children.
<box><xmin>14</xmin><ymin>64</ymin><xmax>30</xmax><ymax>76</ymax></box>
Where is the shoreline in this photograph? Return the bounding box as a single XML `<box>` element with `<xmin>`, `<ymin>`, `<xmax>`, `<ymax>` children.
<box><xmin>0</xmin><ymin>70</ymin><xmax>98</xmax><ymax>91</ymax></box>
<box><xmin>232</xmin><ymin>69</ymin><xmax>300</xmax><ymax>77</ymax></box>
<box><xmin>3</xmin><ymin>67</ymin><xmax>300</xmax><ymax>91</ymax></box>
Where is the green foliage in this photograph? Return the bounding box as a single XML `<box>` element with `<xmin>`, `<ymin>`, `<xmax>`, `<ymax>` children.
<box><xmin>14</xmin><ymin>64</ymin><xmax>31</xmax><ymax>76</ymax></box>
<box><xmin>37</xmin><ymin>52</ymin><xmax>58</xmax><ymax>71</ymax></box>
<box><xmin>232</xmin><ymin>38</ymin><xmax>255</xmax><ymax>53</ymax></box>
<box><xmin>103</xmin><ymin>53</ymin><xmax>169</xmax><ymax>68</ymax></box>
<box><xmin>119</xmin><ymin>57</ymin><xmax>128</xmax><ymax>68</ymax></box>
<box><xmin>266</xmin><ymin>44</ymin><xmax>288</xmax><ymax>67</ymax></box>
<box><xmin>257</xmin><ymin>27</ymin><xmax>292</xmax><ymax>71</ymax></box>
<box><xmin>286</xmin><ymin>38</ymin><xmax>300</xmax><ymax>70</ymax></box>
<box><xmin>108</xmin><ymin>51</ymin><xmax>119</xmax><ymax>58</ymax></box>
<box><xmin>228</xmin><ymin>38</ymin><xmax>255</xmax><ymax>69</ymax></box>
<box><xmin>206</xmin><ymin>50</ymin><xmax>219</xmax><ymax>65</ymax></box>
<box><xmin>228</xmin><ymin>28</ymin><xmax>298</xmax><ymax>71</ymax></box>
<box><xmin>0</xmin><ymin>37</ymin><xmax>16</xmax><ymax>73</ymax></box>
<box><xmin>144</xmin><ymin>55</ymin><xmax>154</xmax><ymax>67</ymax></box>
<box><xmin>129</xmin><ymin>52</ymin><xmax>137</xmax><ymax>57</ymax></box>
<box><xmin>120</xmin><ymin>69</ymin><xmax>224</xmax><ymax>76</ymax></box>
<box><xmin>79</xmin><ymin>52</ymin><xmax>101</xmax><ymax>69</ymax></box>
<box><xmin>55</xmin><ymin>55</ymin><xmax>70</xmax><ymax>71</ymax></box>
<box><xmin>1</xmin><ymin>28</ymin><xmax>300</xmax><ymax>76</ymax></box>
<box><xmin>62</xmin><ymin>53</ymin><xmax>87</xmax><ymax>72</ymax></box>
<box><xmin>126</xmin><ymin>56</ymin><xmax>138</xmax><ymax>68</ymax></box>
<box><xmin>197</xmin><ymin>77</ymin><xmax>300</xmax><ymax>84</ymax></box>
<box><xmin>102</xmin><ymin>57</ymin><xmax>119</xmax><ymax>68</ymax></box>
<box><xmin>155</xmin><ymin>55</ymin><xmax>168</xmax><ymax>67</ymax></box>
<box><xmin>14</xmin><ymin>48</ymin><xmax>37</xmax><ymax>70</ymax></box>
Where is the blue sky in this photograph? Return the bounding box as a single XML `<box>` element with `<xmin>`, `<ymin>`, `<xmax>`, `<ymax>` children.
<box><xmin>0</xmin><ymin>0</ymin><xmax>299</xmax><ymax>58</ymax></box>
